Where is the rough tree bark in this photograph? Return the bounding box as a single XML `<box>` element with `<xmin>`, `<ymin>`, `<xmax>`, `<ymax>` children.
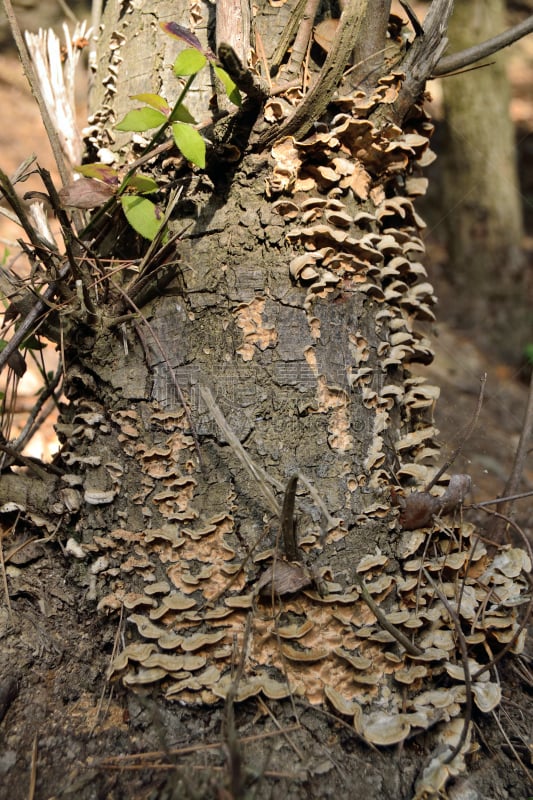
<box><xmin>0</xmin><ymin>1</ymin><xmax>532</xmax><ymax>798</ymax></box>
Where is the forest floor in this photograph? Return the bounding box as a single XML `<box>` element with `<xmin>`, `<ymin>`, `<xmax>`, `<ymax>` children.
<box><xmin>0</xmin><ymin>12</ymin><xmax>533</xmax><ymax>800</ymax></box>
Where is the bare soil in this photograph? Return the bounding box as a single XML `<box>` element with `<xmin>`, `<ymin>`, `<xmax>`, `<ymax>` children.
<box><xmin>0</xmin><ymin>18</ymin><xmax>532</xmax><ymax>800</ymax></box>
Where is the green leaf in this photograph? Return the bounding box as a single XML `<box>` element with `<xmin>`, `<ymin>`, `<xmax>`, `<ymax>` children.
<box><xmin>524</xmin><ymin>343</ymin><xmax>533</xmax><ymax>365</ymax></box>
<box><xmin>120</xmin><ymin>195</ymin><xmax>165</xmax><ymax>241</ymax></box>
<box><xmin>173</xmin><ymin>48</ymin><xmax>206</xmax><ymax>76</ymax></box>
<box><xmin>170</xmin><ymin>103</ymin><xmax>196</xmax><ymax>124</ymax></box>
<box><xmin>75</xmin><ymin>163</ymin><xmax>120</xmax><ymax>185</ymax></box>
<box><xmin>213</xmin><ymin>66</ymin><xmax>242</xmax><ymax>107</ymax></box>
<box><xmin>172</xmin><ymin>123</ymin><xmax>205</xmax><ymax>168</ymax></box>
<box><xmin>125</xmin><ymin>175</ymin><xmax>159</xmax><ymax>194</ymax></box>
<box><xmin>0</xmin><ymin>339</ymin><xmax>8</xmax><ymax>352</ymax></box>
<box><xmin>130</xmin><ymin>93</ymin><xmax>170</xmax><ymax>115</ymax></box>
<box><xmin>22</xmin><ymin>334</ymin><xmax>45</xmax><ymax>351</ymax></box>
<box><xmin>115</xmin><ymin>107</ymin><xmax>167</xmax><ymax>132</ymax></box>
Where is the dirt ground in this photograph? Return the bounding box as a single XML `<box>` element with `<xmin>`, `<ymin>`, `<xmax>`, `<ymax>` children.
<box><xmin>0</xmin><ymin>9</ymin><xmax>532</xmax><ymax>800</ymax></box>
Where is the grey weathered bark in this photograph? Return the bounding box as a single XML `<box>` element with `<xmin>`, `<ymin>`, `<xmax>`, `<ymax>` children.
<box><xmin>440</xmin><ymin>0</ymin><xmax>526</xmax><ymax>360</ymax></box>
<box><xmin>1</xmin><ymin>1</ymin><xmax>532</xmax><ymax>797</ymax></box>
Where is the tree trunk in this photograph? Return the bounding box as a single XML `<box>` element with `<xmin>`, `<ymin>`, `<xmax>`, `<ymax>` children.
<box><xmin>440</xmin><ymin>0</ymin><xmax>526</xmax><ymax>361</ymax></box>
<box><xmin>1</xmin><ymin>2</ymin><xmax>531</xmax><ymax>798</ymax></box>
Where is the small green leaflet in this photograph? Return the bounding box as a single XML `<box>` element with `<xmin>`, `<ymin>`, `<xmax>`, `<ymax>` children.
<box><xmin>120</xmin><ymin>195</ymin><xmax>165</xmax><ymax>241</ymax></box>
<box><xmin>130</xmin><ymin>93</ymin><xmax>170</xmax><ymax>115</ymax></box>
<box><xmin>170</xmin><ymin>104</ymin><xmax>196</xmax><ymax>124</ymax></box>
<box><xmin>173</xmin><ymin>48</ymin><xmax>206</xmax><ymax>76</ymax></box>
<box><xmin>172</xmin><ymin>122</ymin><xmax>205</xmax><ymax>168</ymax></box>
<box><xmin>125</xmin><ymin>175</ymin><xmax>159</xmax><ymax>194</ymax></box>
<box><xmin>214</xmin><ymin>66</ymin><xmax>242</xmax><ymax>106</ymax></box>
<box><xmin>75</xmin><ymin>163</ymin><xmax>120</xmax><ymax>184</ymax></box>
<box><xmin>115</xmin><ymin>107</ymin><xmax>167</xmax><ymax>132</ymax></box>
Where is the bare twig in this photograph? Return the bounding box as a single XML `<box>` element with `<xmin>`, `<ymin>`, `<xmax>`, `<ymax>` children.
<box><xmin>223</xmin><ymin>613</ymin><xmax>252</xmax><ymax>799</ymax></box>
<box><xmin>352</xmin><ymin>570</ymin><xmax>423</xmax><ymax>657</ymax></box>
<box><xmin>470</xmin><ymin>508</ymin><xmax>533</xmax><ymax>682</ymax></box>
<box><xmin>10</xmin><ymin>362</ymin><xmax>63</xmax><ymax>454</ymax></box>
<box><xmin>2</xmin><ymin>0</ymin><xmax>70</xmax><ymax>187</ymax></box>
<box><xmin>199</xmin><ymin>385</ymin><xmax>281</xmax><ymax>516</ymax></box>
<box><xmin>0</xmin><ymin>520</ymin><xmax>14</xmax><ymax>619</ymax></box>
<box><xmin>491</xmin><ymin>368</ymin><xmax>533</xmax><ymax>539</ymax></box>
<box><xmin>423</xmin><ymin>568</ymin><xmax>472</xmax><ymax>765</ymax></box>
<box><xmin>280</xmin><ymin>475</ymin><xmax>299</xmax><ymax>561</ymax></box>
<box><xmin>282</xmin><ymin>0</ymin><xmax>320</xmax><ymax>82</ymax></box>
<box><xmin>0</xmin><ymin>263</ymin><xmax>71</xmax><ymax>375</ymax></box>
<box><xmin>29</xmin><ymin>735</ymin><xmax>38</xmax><ymax>800</ymax></box>
<box><xmin>95</xmin><ymin>724</ymin><xmax>302</xmax><ymax>768</ymax></box>
<box><xmin>386</xmin><ymin>0</ymin><xmax>454</xmax><ymax>124</ymax></box>
<box><xmin>434</xmin><ymin>15</ymin><xmax>533</xmax><ymax>77</ymax></box>
<box><xmin>268</xmin><ymin>0</ymin><xmax>309</xmax><ymax>75</ymax></box>
<box><xmin>347</xmin><ymin>0</ymin><xmax>391</xmax><ymax>89</ymax></box>
<box><xmin>425</xmin><ymin>374</ymin><xmax>486</xmax><ymax>493</ymax></box>
<box><xmin>258</xmin><ymin>0</ymin><xmax>368</xmax><ymax>147</ymax></box>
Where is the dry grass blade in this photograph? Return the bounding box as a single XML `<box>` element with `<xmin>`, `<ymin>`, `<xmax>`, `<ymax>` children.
<box><xmin>28</xmin><ymin>735</ymin><xmax>38</xmax><ymax>800</ymax></box>
<box><xmin>94</xmin><ymin>724</ymin><xmax>302</xmax><ymax>769</ymax></box>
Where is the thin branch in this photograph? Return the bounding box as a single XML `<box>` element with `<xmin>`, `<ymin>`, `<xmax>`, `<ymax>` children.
<box><xmin>433</xmin><ymin>15</ymin><xmax>533</xmax><ymax>77</ymax></box>
<box><xmin>425</xmin><ymin>374</ymin><xmax>486</xmax><ymax>493</ymax></box>
<box><xmin>423</xmin><ymin>568</ymin><xmax>472</xmax><ymax>766</ymax></box>
<box><xmin>0</xmin><ymin>263</ymin><xmax>71</xmax><ymax>374</ymax></box>
<box><xmin>491</xmin><ymin>367</ymin><xmax>533</xmax><ymax>537</ymax></box>
<box><xmin>347</xmin><ymin>0</ymin><xmax>392</xmax><ymax>89</ymax></box>
<box><xmin>470</xmin><ymin>507</ymin><xmax>533</xmax><ymax>683</ymax></box>
<box><xmin>268</xmin><ymin>0</ymin><xmax>309</xmax><ymax>75</ymax></box>
<box><xmin>199</xmin><ymin>385</ymin><xmax>281</xmax><ymax>516</ymax></box>
<box><xmin>280</xmin><ymin>475</ymin><xmax>299</xmax><ymax>561</ymax></box>
<box><xmin>258</xmin><ymin>0</ymin><xmax>368</xmax><ymax>147</ymax></box>
<box><xmin>352</xmin><ymin>571</ymin><xmax>423</xmax><ymax>657</ymax></box>
<box><xmin>282</xmin><ymin>0</ymin><xmax>320</xmax><ymax>82</ymax></box>
<box><xmin>471</xmin><ymin>490</ymin><xmax>533</xmax><ymax>508</ymax></box>
<box><xmin>384</xmin><ymin>0</ymin><xmax>454</xmax><ymax>124</ymax></box>
<box><xmin>2</xmin><ymin>0</ymin><xmax>71</xmax><ymax>187</ymax></box>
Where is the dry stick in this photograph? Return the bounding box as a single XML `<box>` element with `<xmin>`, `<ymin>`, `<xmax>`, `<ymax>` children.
<box><xmin>258</xmin><ymin>0</ymin><xmax>367</xmax><ymax>147</ymax></box>
<box><xmin>473</xmin><ymin>490</ymin><xmax>533</xmax><ymax>508</ymax></box>
<box><xmin>423</xmin><ymin>568</ymin><xmax>473</xmax><ymax>766</ymax></box>
<box><xmin>280</xmin><ymin>474</ymin><xmax>299</xmax><ymax>561</ymax></box>
<box><xmin>199</xmin><ymin>385</ymin><xmax>281</xmax><ymax>516</ymax></box>
<box><xmin>2</xmin><ymin>0</ymin><xmax>70</xmax><ymax>188</ymax></box>
<box><xmin>11</xmin><ymin>362</ymin><xmax>63</xmax><ymax>453</ymax></box>
<box><xmin>425</xmin><ymin>374</ymin><xmax>486</xmax><ymax>493</ymax></box>
<box><xmin>433</xmin><ymin>15</ymin><xmax>533</xmax><ymax>77</ymax></box>
<box><xmin>89</xmin><ymin>606</ymin><xmax>124</xmax><ymax>737</ymax></box>
<box><xmin>470</xmin><ymin>508</ymin><xmax>533</xmax><ymax>682</ymax></box>
<box><xmin>385</xmin><ymin>0</ymin><xmax>453</xmax><ymax>125</ymax></box>
<box><xmin>223</xmin><ymin>612</ymin><xmax>252</xmax><ymax>799</ymax></box>
<box><xmin>352</xmin><ymin>571</ymin><xmax>423</xmax><ymax>657</ymax></box>
<box><xmin>256</xmin><ymin>697</ymin><xmax>305</xmax><ymax>760</ymax></box>
<box><xmin>0</xmin><ymin>262</ymin><xmax>71</xmax><ymax>374</ymax></box>
<box><xmin>490</xmin><ymin>706</ymin><xmax>533</xmax><ymax>785</ymax></box>
<box><xmin>282</xmin><ymin>0</ymin><xmax>321</xmax><ymax>81</ymax></box>
<box><xmin>96</xmin><ymin>724</ymin><xmax>302</xmax><ymax>768</ymax></box>
<box><xmin>491</xmin><ymin>368</ymin><xmax>533</xmax><ymax>539</ymax></box>
<box><xmin>268</xmin><ymin>0</ymin><xmax>309</xmax><ymax>75</ymax></box>
<box><xmin>0</xmin><ymin>522</ymin><xmax>13</xmax><ymax>619</ymax></box>
<box><xmin>28</xmin><ymin>735</ymin><xmax>38</xmax><ymax>800</ymax></box>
